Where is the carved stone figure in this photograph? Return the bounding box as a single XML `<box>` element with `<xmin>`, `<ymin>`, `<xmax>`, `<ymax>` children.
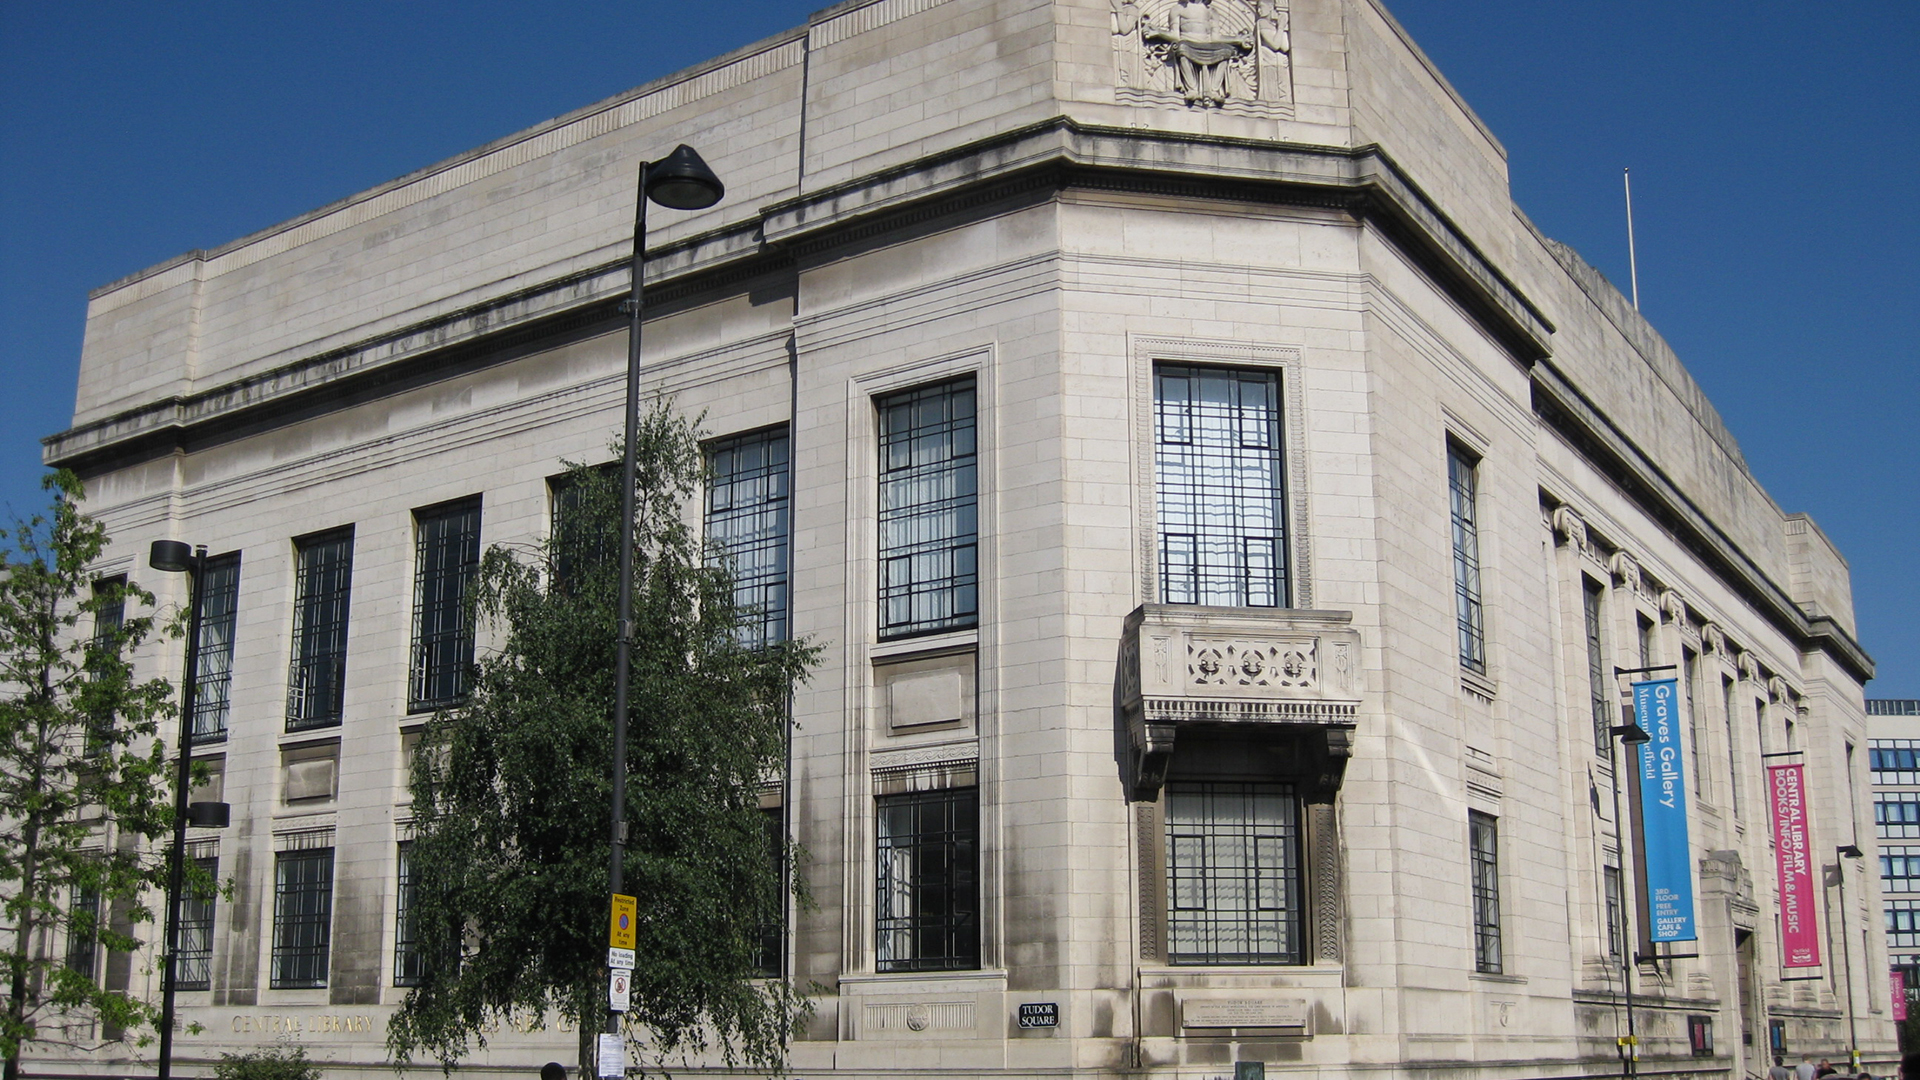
<box><xmin>1111</xmin><ymin>0</ymin><xmax>1144</xmax><ymax>88</ymax></box>
<box><xmin>1144</xmin><ymin>0</ymin><xmax>1253</xmax><ymax>107</ymax></box>
<box><xmin>1254</xmin><ymin>0</ymin><xmax>1292</xmax><ymax>103</ymax></box>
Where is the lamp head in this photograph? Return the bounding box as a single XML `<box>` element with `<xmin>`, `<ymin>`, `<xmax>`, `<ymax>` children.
<box><xmin>644</xmin><ymin>145</ymin><xmax>724</xmax><ymax>211</ymax></box>
<box><xmin>1611</xmin><ymin>723</ymin><xmax>1652</xmax><ymax>745</ymax></box>
<box><xmin>149</xmin><ymin>540</ymin><xmax>194</xmax><ymax>574</ymax></box>
<box><xmin>1837</xmin><ymin>843</ymin><xmax>1864</xmax><ymax>859</ymax></box>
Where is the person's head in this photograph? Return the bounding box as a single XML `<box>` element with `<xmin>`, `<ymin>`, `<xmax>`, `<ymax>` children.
<box><xmin>1776</xmin><ymin>1059</ymin><xmax>1785</xmax><ymax>1069</ymax></box>
<box><xmin>1901</xmin><ymin>1052</ymin><xmax>1920</xmax><ymax>1080</ymax></box>
<box><xmin>540</xmin><ymin>1064</ymin><xmax>566</xmax><ymax>1080</ymax></box>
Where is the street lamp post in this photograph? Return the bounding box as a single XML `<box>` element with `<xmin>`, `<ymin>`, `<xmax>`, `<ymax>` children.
<box><xmin>147</xmin><ymin>540</ymin><xmax>231</xmax><ymax>1080</ymax></box>
<box><xmin>606</xmin><ymin>146</ymin><xmax>723</xmax><ymax>1040</ymax></box>
<box><xmin>1608</xmin><ymin>720</ymin><xmax>1652</xmax><ymax>1080</ymax></box>
<box><xmin>1833</xmin><ymin>843</ymin><xmax>1865</xmax><ymax>1072</ymax></box>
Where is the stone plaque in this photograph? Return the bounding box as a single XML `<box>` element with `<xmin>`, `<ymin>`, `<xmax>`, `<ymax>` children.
<box><xmin>1182</xmin><ymin>997</ymin><xmax>1307</xmax><ymax>1029</ymax></box>
<box><xmin>889</xmin><ymin>669</ymin><xmax>963</xmax><ymax>728</ymax></box>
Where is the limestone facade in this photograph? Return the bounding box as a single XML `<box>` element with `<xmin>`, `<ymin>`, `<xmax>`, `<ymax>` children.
<box><xmin>36</xmin><ymin>0</ymin><xmax>1888</xmax><ymax>1076</ymax></box>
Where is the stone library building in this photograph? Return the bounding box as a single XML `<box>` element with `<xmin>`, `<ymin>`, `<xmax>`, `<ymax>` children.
<box><xmin>30</xmin><ymin>0</ymin><xmax>1890</xmax><ymax>1077</ymax></box>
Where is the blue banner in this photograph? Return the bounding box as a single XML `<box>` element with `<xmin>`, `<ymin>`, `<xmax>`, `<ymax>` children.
<box><xmin>1634</xmin><ymin>678</ymin><xmax>1697</xmax><ymax>942</ymax></box>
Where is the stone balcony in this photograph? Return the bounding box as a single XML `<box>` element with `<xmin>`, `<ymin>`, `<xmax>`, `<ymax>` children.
<box><xmin>1118</xmin><ymin>604</ymin><xmax>1362</xmax><ymax>801</ymax></box>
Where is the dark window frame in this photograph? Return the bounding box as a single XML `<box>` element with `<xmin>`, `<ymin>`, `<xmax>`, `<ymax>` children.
<box><xmin>706</xmin><ymin>428</ymin><xmax>791</xmax><ymax>648</ymax></box>
<box><xmin>409</xmin><ymin>498</ymin><xmax>482</xmax><ymax>712</ymax></box>
<box><xmin>753</xmin><ymin>806</ymin><xmax>786</xmax><ymax>978</ymax></box>
<box><xmin>175</xmin><ymin>855</ymin><xmax>218</xmax><ymax>991</ymax></box>
<box><xmin>286</xmin><ymin>529</ymin><xmax>354</xmax><ymax>732</ymax></box>
<box><xmin>1447</xmin><ymin>442</ymin><xmax>1487</xmax><ymax>674</ymax></box>
<box><xmin>875</xmin><ymin>786</ymin><xmax>979</xmax><ymax>973</ymax></box>
<box><xmin>190</xmin><ymin>554</ymin><xmax>241</xmax><ymax>745</ymax></box>
<box><xmin>393</xmin><ymin>843</ymin><xmax>423</xmax><ymax>987</ymax></box>
<box><xmin>876</xmin><ymin>380</ymin><xmax>979</xmax><ymax>639</ymax></box>
<box><xmin>270</xmin><ymin>847</ymin><xmax>334</xmax><ymax>989</ymax></box>
<box><xmin>1153</xmin><ymin>364</ymin><xmax>1289</xmax><ymax>609</ymax></box>
<box><xmin>84</xmin><ymin>576</ymin><xmax>127</xmax><ymax>757</ymax></box>
<box><xmin>1583</xmin><ymin>579</ymin><xmax>1610</xmax><ymax>753</ymax></box>
<box><xmin>1604</xmin><ymin>863</ymin><xmax>1626</xmax><ymax>959</ymax></box>
<box><xmin>1163</xmin><ymin>780</ymin><xmax>1305</xmax><ymax>966</ymax></box>
<box><xmin>65</xmin><ymin>884</ymin><xmax>100</xmax><ymax>980</ymax></box>
<box><xmin>1470</xmin><ymin>811</ymin><xmax>1503</xmax><ymax>974</ymax></box>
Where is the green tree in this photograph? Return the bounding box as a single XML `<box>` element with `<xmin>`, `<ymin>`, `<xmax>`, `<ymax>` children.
<box><xmin>212</xmin><ymin>1044</ymin><xmax>322</xmax><ymax>1080</ymax></box>
<box><xmin>1</xmin><ymin>471</ymin><xmax>183</xmax><ymax>1080</ymax></box>
<box><xmin>387</xmin><ymin>405</ymin><xmax>815</xmax><ymax>1077</ymax></box>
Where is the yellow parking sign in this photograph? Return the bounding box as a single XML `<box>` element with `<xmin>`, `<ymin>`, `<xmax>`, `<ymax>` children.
<box><xmin>609</xmin><ymin>893</ymin><xmax>636</xmax><ymax>950</ymax></box>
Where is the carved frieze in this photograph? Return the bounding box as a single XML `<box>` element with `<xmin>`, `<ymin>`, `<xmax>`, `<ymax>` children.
<box><xmin>1659</xmin><ymin>589</ymin><xmax>1687</xmax><ymax>624</ymax></box>
<box><xmin>1113</xmin><ymin>0</ymin><xmax>1292</xmax><ymax>112</ymax></box>
<box><xmin>1608</xmin><ymin>551</ymin><xmax>1642</xmax><ymax>595</ymax></box>
<box><xmin>1701</xmin><ymin>623</ymin><xmax>1726</xmax><ymax>655</ymax></box>
<box><xmin>1768</xmin><ymin>675</ymin><xmax>1793</xmax><ymax>705</ymax></box>
<box><xmin>1119</xmin><ymin>604</ymin><xmax>1360</xmax><ymax>800</ymax></box>
<box><xmin>1550</xmin><ymin>506</ymin><xmax>1589</xmax><ymax>554</ymax></box>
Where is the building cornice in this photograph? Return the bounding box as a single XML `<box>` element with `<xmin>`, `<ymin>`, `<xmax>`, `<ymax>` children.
<box><xmin>1531</xmin><ymin>361</ymin><xmax>1874</xmax><ymax>684</ymax></box>
<box><xmin>45</xmin><ymin>118</ymin><xmax>1551</xmax><ymax>475</ymax></box>
<box><xmin>43</xmin><ymin>113</ymin><xmax>1855</xmax><ymax>687</ymax></box>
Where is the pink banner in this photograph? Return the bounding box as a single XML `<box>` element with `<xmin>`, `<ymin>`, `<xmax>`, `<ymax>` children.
<box><xmin>1895</xmin><ymin>971</ymin><xmax>1908</xmax><ymax>1022</ymax></box>
<box><xmin>1768</xmin><ymin>763</ymin><xmax>1821</xmax><ymax>968</ymax></box>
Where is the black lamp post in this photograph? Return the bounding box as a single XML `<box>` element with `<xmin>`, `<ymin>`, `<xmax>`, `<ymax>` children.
<box><xmin>606</xmin><ymin>146</ymin><xmax>722</xmax><ymax>1039</ymax></box>
<box><xmin>1833</xmin><ymin>843</ymin><xmax>1864</xmax><ymax>1072</ymax></box>
<box><xmin>148</xmin><ymin>540</ymin><xmax>231</xmax><ymax>1080</ymax></box>
<box><xmin>1608</xmin><ymin>720</ymin><xmax>1652</xmax><ymax>1080</ymax></box>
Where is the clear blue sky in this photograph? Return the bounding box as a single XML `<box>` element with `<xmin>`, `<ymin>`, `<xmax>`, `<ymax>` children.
<box><xmin>2</xmin><ymin>1</ymin><xmax>1914</xmax><ymax>694</ymax></box>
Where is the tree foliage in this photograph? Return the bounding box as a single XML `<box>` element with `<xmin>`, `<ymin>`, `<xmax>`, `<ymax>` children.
<box><xmin>387</xmin><ymin>405</ymin><xmax>815</xmax><ymax>1077</ymax></box>
<box><xmin>1</xmin><ymin>471</ymin><xmax>183</xmax><ymax>1080</ymax></box>
<box><xmin>212</xmin><ymin>1044</ymin><xmax>322</xmax><ymax>1080</ymax></box>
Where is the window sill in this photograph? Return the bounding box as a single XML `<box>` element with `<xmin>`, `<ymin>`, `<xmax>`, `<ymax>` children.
<box><xmin>1139</xmin><ymin>963</ymin><xmax>1345</xmax><ymax>989</ymax></box>
<box><xmin>1460</xmin><ymin>668</ymin><xmax>1497</xmax><ymax>701</ymax></box>
<box><xmin>870</xmin><ymin>627</ymin><xmax>977</xmax><ymax>660</ymax></box>
<box><xmin>839</xmin><ymin>969</ymin><xmax>1006</xmax><ymax>995</ymax></box>
<box><xmin>1469</xmin><ymin>971</ymin><xmax>1527</xmax><ymax>986</ymax></box>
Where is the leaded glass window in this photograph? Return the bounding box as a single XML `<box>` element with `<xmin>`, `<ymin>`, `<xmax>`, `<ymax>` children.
<box><xmin>1164</xmin><ymin>781</ymin><xmax>1302</xmax><ymax>965</ymax></box>
<box><xmin>394</xmin><ymin>843</ymin><xmax>423</xmax><ymax>986</ymax></box>
<box><xmin>1604</xmin><ymin>864</ymin><xmax>1626</xmax><ymax>958</ymax></box>
<box><xmin>753</xmin><ymin>806</ymin><xmax>785</xmax><ymax>977</ymax></box>
<box><xmin>410</xmin><ymin>499</ymin><xmax>481</xmax><ymax>711</ymax></box>
<box><xmin>875</xmin><ymin>787</ymin><xmax>978</xmax><ymax>972</ymax></box>
<box><xmin>1684</xmin><ymin>647</ymin><xmax>1702</xmax><ymax>802</ymax></box>
<box><xmin>271</xmin><ymin>848</ymin><xmax>333</xmax><ymax>988</ymax></box>
<box><xmin>1448</xmin><ymin>443</ymin><xmax>1486</xmax><ymax>673</ymax></box>
<box><xmin>1584</xmin><ymin>580</ymin><xmax>1610</xmax><ymax>752</ymax></box>
<box><xmin>1470</xmin><ymin>811</ymin><xmax>1502</xmax><ymax>973</ymax></box>
<box><xmin>877</xmin><ymin>381</ymin><xmax>977</xmax><ymax>638</ymax></box>
<box><xmin>1154</xmin><ymin>365</ymin><xmax>1287</xmax><ymax>607</ymax></box>
<box><xmin>707</xmin><ymin>429</ymin><xmax>790</xmax><ymax>647</ymax></box>
<box><xmin>175</xmin><ymin>856</ymin><xmax>217</xmax><ymax>991</ymax></box>
<box><xmin>191</xmin><ymin>554</ymin><xmax>240</xmax><ymax>744</ymax></box>
<box><xmin>84</xmin><ymin>577</ymin><xmax>126</xmax><ymax>757</ymax></box>
<box><xmin>65</xmin><ymin>885</ymin><xmax>99</xmax><ymax>980</ymax></box>
<box><xmin>287</xmin><ymin>530</ymin><xmax>353</xmax><ymax>731</ymax></box>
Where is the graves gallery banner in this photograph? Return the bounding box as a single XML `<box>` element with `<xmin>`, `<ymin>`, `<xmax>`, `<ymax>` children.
<box><xmin>1633</xmin><ymin>678</ymin><xmax>1696</xmax><ymax>942</ymax></box>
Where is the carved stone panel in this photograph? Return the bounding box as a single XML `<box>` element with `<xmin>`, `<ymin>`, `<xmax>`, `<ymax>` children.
<box><xmin>1119</xmin><ymin>604</ymin><xmax>1360</xmax><ymax>800</ymax></box>
<box><xmin>1113</xmin><ymin>0</ymin><xmax>1293</xmax><ymax>113</ymax></box>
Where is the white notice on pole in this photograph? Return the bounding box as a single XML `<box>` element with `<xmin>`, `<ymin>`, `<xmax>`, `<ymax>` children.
<box><xmin>609</xmin><ymin>970</ymin><xmax>632</xmax><ymax>1012</ymax></box>
<box><xmin>607</xmin><ymin>947</ymin><xmax>635</xmax><ymax>970</ymax></box>
<box><xmin>596</xmin><ymin>1033</ymin><xmax>625</xmax><ymax>1078</ymax></box>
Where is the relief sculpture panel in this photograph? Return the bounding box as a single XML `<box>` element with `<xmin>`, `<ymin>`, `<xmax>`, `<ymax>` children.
<box><xmin>1113</xmin><ymin>0</ymin><xmax>1292</xmax><ymax>113</ymax></box>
